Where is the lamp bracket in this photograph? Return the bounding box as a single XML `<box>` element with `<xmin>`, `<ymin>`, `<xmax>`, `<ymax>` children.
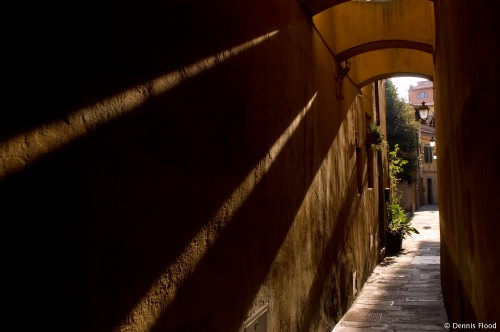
<box><xmin>336</xmin><ymin>60</ymin><xmax>351</xmax><ymax>100</ymax></box>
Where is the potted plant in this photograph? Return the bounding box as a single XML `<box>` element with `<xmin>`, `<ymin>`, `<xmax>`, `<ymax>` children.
<box><xmin>366</xmin><ymin>123</ymin><xmax>385</xmax><ymax>150</ymax></box>
<box><xmin>386</xmin><ymin>145</ymin><xmax>419</xmax><ymax>254</ymax></box>
<box><xmin>386</xmin><ymin>203</ymin><xmax>419</xmax><ymax>253</ymax></box>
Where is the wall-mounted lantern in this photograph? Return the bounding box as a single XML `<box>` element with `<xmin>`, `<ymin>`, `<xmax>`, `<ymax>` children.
<box><xmin>429</xmin><ymin>136</ymin><xmax>435</xmax><ymax>147</ymax></box>
<box><xmin>415</xmin><ymin>101</ymin><xmax>435</xmax><ymax>127</ymax></box>
<box><xmin>415</xmin><ymin>101</ymin><xmax>430</xmax><ymax>121</ymax></box>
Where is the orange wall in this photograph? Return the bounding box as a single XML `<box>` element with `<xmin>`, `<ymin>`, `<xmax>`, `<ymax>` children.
<box><xmin>0</xmin><ymin>1</ymin><xmax>387</xmax><ymax>331</ymax></box>
<box><xmin>434</xmin><ymin>0</ymin><xmax>500</xmax><ymax>324</ymax></box>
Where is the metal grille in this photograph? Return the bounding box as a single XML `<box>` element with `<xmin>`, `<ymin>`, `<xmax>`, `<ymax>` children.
<box><xmin>342</xmin><ymin>311</ymin><xmax>383</xmax><ymax>323</ymax></box>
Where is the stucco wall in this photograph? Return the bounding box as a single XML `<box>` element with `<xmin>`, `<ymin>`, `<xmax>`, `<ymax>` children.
<box><xmin>409</xmin><ymin>81</ymin><xmax>434</xmax><ymax>107</ymax></box>
<box><xmin>434</xmin><ymin>0</ymin><xmax>500</xmax><ymax>324</ymax></box>
<box><xmin>1</xmin><ymin>1</ymin><xmax>385</xmax><ymax>331</ymax></box>
<box><xmin>397</xmin><ymin>182</ymin><xmax>416</xmax><ymax>212</ymax></box>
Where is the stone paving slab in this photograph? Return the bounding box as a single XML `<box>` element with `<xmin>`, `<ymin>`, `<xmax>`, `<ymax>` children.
<box><xmin>332</xmin><ymin>205</ymin><xmax>448</xmax><ymax>331</ymax></box>
<box><xmin>412</xmin><ymin>256</ymin><xmax>440</xmax><ymax>264</ymax></box>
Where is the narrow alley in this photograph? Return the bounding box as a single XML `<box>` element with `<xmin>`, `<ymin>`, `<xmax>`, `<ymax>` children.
<box><xmin>333</xmin><ymin>205</ymin><xmax>448</xmax><ymax>331</ymax></box>
<box><xmin>2</xmin><ymin>1</ymin><xmax>497</xmax><ymax>330</ymax></box>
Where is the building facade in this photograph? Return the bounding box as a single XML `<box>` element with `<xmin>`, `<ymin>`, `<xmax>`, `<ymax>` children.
<box><xmin>409</xmin><ymin>81</ymin><xmax>438</xmax><ymax>206</ymax></box>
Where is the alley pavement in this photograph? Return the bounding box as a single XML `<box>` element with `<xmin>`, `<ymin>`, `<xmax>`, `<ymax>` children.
<box><xmin>332</xmin><ymin>205</ymin><xmax>448</xmax><ymax>331</ymax></box>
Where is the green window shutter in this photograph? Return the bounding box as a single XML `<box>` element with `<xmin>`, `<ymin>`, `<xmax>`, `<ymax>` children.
<box><xmin>424</xmin><ymin>146</ymin><xmax>433</xmax><ymax>163</ymax></box>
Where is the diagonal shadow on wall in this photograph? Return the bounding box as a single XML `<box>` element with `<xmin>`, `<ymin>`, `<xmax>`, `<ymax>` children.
<box><xmin>1</xmin><ymin>1</ymin><xmax>359</xmax><ymax>331</ymax></box>
<box><xmin>1</xmin><ymin>16</ymin><xmax>348</xmax><ymax>332</ymax></box>
<box><xmin>2</xmin><ymin>1</ymin><xmax>281</xmax><ymax>143</ymax></box>
<box><xmin>148</xmin><ymin>92</ymin><xmax>348</xmax><ymax>332</ymax></box>
<box><xmin>298</xmin><ymin>166</ymin><xmax>362</xmax><ymax>331</ymax></box>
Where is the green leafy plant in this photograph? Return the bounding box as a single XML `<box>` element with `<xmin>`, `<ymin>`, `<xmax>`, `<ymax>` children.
<box><xmin>387</xmin><ymin>203</ymin><xmax>419</xmax><ymax>238</ymax></box>
<box><xmin>384</xmin><ymin>79</ymin><xmax>420</xmax><ymax>182</ymax></box>
<box><xmin>387</xmin><ymin>145</ymin><xmax>419</xmax><ymax>239</ymax></box>
<box><xmin>366</xmin><ymin>123</ymin><xmax>385</xmax><ymax>150</ymax></box>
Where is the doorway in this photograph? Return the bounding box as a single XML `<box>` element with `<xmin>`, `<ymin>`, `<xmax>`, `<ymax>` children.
<box><xmin>427</xmin><ymin>178</ymin><xmax>433</xmax><ymax>204</ymax></box>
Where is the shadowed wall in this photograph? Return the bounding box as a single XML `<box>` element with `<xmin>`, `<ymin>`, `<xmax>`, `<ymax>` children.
<box><xmin>1</xmin><ymin>0</ymin><xmax>385</xmax><ymax>331</ymax></box>
<box><xmin>434</xmin><ymin>0</ymin><xmax>500</xmax><ymax>324</ymax></box>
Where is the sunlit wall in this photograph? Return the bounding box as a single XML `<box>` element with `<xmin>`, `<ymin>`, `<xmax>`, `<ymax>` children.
<box><xmin>1</xmin><ymin>1</ymin><xmax>386</xmax><ymax>331</ymax></box>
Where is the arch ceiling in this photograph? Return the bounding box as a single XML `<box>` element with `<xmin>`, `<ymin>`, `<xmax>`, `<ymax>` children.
<box><xmin>304</xmin><ymin>0</ymin><xmax>435</xmax><ymax>89</ymax></box>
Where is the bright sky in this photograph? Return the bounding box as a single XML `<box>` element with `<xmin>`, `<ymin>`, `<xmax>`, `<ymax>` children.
<box><xmin>390</xmin><ymin>76</ymin><xmax>429</xmax><ymax>101</ymax></box>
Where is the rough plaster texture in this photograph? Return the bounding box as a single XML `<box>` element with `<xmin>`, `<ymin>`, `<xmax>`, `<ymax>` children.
<box><xmin>1</xmin><ymin>1</ymin><xmax>386</xmax><ymax>331</ymax></box>
<box><xmin>434</xmin><ymin>0</ymin><xmax>500</xmax><ymax>324</ymax></box>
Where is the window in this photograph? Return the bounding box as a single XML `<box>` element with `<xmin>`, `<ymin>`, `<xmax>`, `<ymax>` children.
<box><xmin>356</xmin><ymin>146</ymin><xmax>363</xmax><ymax>194</ymax></box>
<box><xmin>367</xmin><ymin>147</ymin><xmax>374</xmax><ymax>188</ymax></box>
<box><xmin>417</xmin><ymin>92</ymin><xmax>428</xmax><ymax>99</ymax></box>
<box><xmin>424</xmin><ymin>146</ymin><xmax>433</xmax><ymax>163</ymax></box>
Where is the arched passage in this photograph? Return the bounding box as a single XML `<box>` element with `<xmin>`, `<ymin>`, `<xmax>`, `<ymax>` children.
<box><xmin>310</xmin><ymin>0</ymin><xmax>435</xmax><ymax>88</ymax></box>
<box><xmin>1</xmin><ymin>0</ymin><xmax>497</xmax><ymax>331</ymax></box>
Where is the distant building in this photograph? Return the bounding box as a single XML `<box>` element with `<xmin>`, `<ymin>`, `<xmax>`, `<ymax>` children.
<box><xmin>409</xmin><ymin>81</ymin><xmax>438</xmax><ymax>206</ymax></box>
<box><xmin>409</xmin><ymin>80</ymin><xmax>434</xmax><ymax>108</ymax></box>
